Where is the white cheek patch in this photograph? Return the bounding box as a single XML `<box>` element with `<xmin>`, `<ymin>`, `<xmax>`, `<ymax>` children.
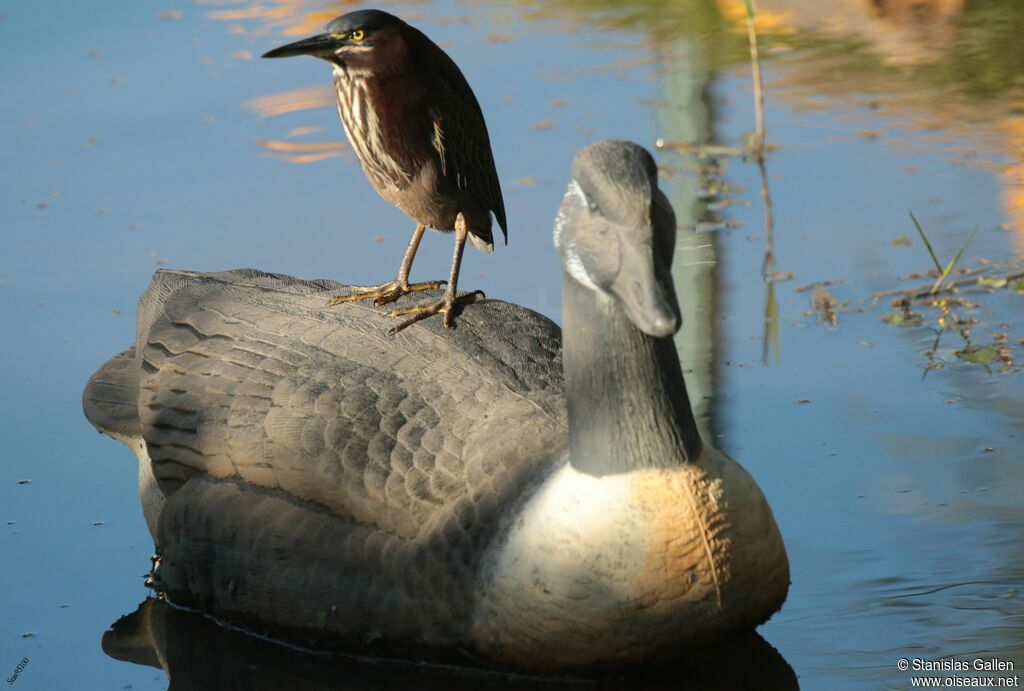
<box><xmin>553</xmin><ymin>180</ymin><xmax>599</xmax><ymax>291</ymax></box>
<box><xmin>331</xmin><ymin>54</ymin><xmax>374</xmax><ymax>79</ymax></box>
<box><xmin>565</xmin><ymin>245</ymin><xmax>598</xmax><ymax>291</ymax></box>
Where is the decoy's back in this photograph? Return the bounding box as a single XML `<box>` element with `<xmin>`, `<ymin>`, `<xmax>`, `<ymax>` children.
<box><xmin>84</xmin><ymin>268</ymin><xmax>569</xmax><ymax>657</ymax></box>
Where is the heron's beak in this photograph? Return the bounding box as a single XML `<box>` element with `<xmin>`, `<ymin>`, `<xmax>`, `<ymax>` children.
<box><xmin>262</xmin><ymin>34</ymin><xmax>336</xmax><ymax>59</ymax></box>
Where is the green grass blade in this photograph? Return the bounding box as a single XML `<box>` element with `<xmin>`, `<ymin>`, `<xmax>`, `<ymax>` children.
<box><xmin>742</xmin><ymin>0</ymin><xmax>755</xmax><ymax>17</ymax></box>
<box><xmin>909</xmin><ymin>211</ymin><xmax>943</xmax><ymax>273</ymax></box>
<box><xmin>930</xmin><ymin>222</ymin><xmax>979</xmax><ymax>294</ymax></box>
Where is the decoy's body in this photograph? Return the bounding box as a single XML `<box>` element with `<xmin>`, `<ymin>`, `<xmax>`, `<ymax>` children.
<box><xmin>83</xmin><ymin>141</ymin><xmax>788</xmax><ymax>673</ymax></box>
<box><xmin>262</xmin><ymin>10</ymin><xmax>507</xmax><ymax>331</ymax></box>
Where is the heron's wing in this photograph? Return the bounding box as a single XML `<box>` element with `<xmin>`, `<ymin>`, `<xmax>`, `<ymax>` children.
<box><xmin>429</xmin><ymin>49</ymin><xmax>507</xmax><ymax>244</ymax></box>
<box><xmin>132</xmin><ymin>270</ymin><xmax>562</xmax><ymax>539</ymax></box>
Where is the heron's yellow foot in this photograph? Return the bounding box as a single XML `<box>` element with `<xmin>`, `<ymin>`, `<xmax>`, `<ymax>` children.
<box><xmin>328</xmin><ymin>280</ymin><xmax>444</xmax><ymax>307</ymax></box>
<box><xmin>387</xmin><ymin>291</ymin><xmax>484</xmax><ymax>334</ymax></box>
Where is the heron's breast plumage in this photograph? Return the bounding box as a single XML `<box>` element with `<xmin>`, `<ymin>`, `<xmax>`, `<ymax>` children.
<box><xmin>334</xmin><ymin>70</ymin><xmax>412</xmax><ymax>193</ymax></box>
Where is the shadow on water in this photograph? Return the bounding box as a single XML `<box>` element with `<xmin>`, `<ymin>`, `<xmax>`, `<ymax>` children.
<box><xmin>104</xmin><ymin>599</ymin><xmax>799</xmax><ymax>691</ymax></box>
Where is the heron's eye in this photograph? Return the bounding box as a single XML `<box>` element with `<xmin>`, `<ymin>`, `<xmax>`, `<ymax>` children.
<box><xmin>351</xmin><ymin>29</ymin><xmax>365</xmax><ymax>41</ymax></box>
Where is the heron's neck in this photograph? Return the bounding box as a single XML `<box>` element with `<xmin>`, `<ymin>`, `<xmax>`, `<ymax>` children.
<box><xmin>561</xmin><ymin>273</ymin><xmax>702</xmax><ymax>476</ymax></box>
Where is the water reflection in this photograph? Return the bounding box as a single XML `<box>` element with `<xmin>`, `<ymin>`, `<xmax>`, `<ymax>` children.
<box><xmin>201</xmin><ymin>0</ymin><xmax>352</xmax><ymax>38</ymax></box>
<box><xmin>4</xmin><ymin>0</ymin><xmax>1024</xmax><ymax>687</ymax></box>
<box><xmin>718</xmin><ymin>0</ymin><xmax>965</xmax><ymax>65</ymax></box>
<box><xmin>245</xmin><ymin>86</ymin><xmax>334</xmax><ymax>117</ymax></box>
<box><xmin>255</xmin><ymin>138</ymin><xmax>348</xmax><ymax>164</ymax></box>
<box><xmin>538</xmin><ymin>0</ymin><xmax>1024</xmax><ymax>252</ymax></box>
<box><xmin>103</xmin><ymin>599</ymin><xmax>799</xmax><ymax>691</ymax></box>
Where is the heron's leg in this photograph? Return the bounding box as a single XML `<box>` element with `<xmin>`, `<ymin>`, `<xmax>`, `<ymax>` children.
<box><xmin>388</xmin><ymin>214</ymin><xmax>481</xmax><ymax>333</ymax></box>
<box><xmin>328</xmin><ymin>223</ymin><xmax>444</xmax><ymax>306</ymax></box>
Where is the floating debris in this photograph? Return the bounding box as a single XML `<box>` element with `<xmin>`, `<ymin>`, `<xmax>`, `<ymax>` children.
<box><xmin>881</xmin><ymin>311</ymin><xmax>924</xmax><ymax>328</ymax></box>
<box><xmin>796</xmin><ymin>279</ymin><xmax>843</xmax><ymax>294</ymax></box>
<box><xmin>654</xmin><ymin>138</ymin><xmax>743</xmax><ymax>158</ymax></box>
<box><xmin>813</xmin><ymin>289</ymin><xmax>840</xmax><ymax>326</ymax></box>
<box><xmin>977</xmin><ymin>276</ymin><xmax>1007</xmax><ymax>289</ymax></box>
<box><xmin>955</xmin><ymin>345</ymin><xmax>999</xmax><ymax>365</ymax></box>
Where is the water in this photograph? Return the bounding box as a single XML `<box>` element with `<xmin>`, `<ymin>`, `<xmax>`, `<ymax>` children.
<box><xmin>1</xmin><ymin>0</ymin><xmax>1022</xmax><ymax>689</ymax></box>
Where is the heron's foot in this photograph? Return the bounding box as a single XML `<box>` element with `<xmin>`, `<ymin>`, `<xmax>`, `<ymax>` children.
<box><xmin>328</xmin><ymin>279</ymin><xmax>444</xmax><ymax>307</ymax></box>
<box><xmin>387</xmin><ymin>291</ymin><xmax>484</xmax><ymax>334</ymax></box>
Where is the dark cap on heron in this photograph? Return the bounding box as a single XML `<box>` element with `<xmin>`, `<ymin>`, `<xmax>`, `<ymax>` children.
<box><xmin>262</xmin><ymin>9</ymin><xmax>507</xmax><ymax>332</ymax></box>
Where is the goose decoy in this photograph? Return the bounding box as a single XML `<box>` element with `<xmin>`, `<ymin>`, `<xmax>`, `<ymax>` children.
<box><xmin>83</xmin><ymin>140</ymin><xmax>788</xmax><ymax>673</ymax></box>
<box><xmin>262</xmin><ymin>10</ymin><xmax>508</xmax><ymax>333</ymax></box>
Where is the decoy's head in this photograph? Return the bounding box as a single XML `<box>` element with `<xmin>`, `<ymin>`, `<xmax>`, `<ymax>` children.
<box><xmin>554</xmin><ymin>140</ymin><xmax>681</xmax><ymax>337</ymax></box>
<box><xmin>261</xmin><ymin>10</ymin><xmax>413</xmax><ymax>74</ymax></box>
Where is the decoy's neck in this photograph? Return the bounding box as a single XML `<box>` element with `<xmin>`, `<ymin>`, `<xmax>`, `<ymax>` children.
<box><xmin>561</xmin><ymin>273</ymin><xmax>702</xmax><ymax>477</ymax></box>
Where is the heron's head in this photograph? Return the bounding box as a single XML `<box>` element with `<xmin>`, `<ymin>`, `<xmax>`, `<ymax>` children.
<box><xmin>262</xmin><ymin>10</ymin><xmax>415</xmax><ymax>76</ymax></box>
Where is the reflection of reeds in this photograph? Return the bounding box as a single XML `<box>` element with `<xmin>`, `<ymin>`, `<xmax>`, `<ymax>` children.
<box><xmin>756</xmin><ymin>157</ymin><xmax>776</xmax><ymax>279</ymax></box>
<box><xmin>742</xmin><ymin>0</ymin><xmax>780</xmax><ymax>362</ymax></box>
<box><xmin>758</xmin><ymin>154</ymin><xmax>780</xmax><ymax>363</ymax></box>
<box><xmin>742</xmin><ymin>0</ymin><xmax>767</xmax><ymax>157</ymax></box>
<box><xmin>762</xmin><ymin>276</ymin><xmax>780</xmax><ymax>363</ymax></box>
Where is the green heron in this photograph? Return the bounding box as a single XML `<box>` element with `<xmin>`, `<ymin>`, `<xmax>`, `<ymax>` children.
<box><xmin>262</xmin><ymin>9</ymin><xmax>507</xmax><ymax>332</ymax></box>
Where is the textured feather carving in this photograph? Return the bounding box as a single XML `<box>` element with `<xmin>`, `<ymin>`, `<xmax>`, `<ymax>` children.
<box><xmin>86</xmin><ymin>269</ymin><xmax>565</xmax><ymax>648</ymax></box>
<box><xmin>135</xmin><ymin>269</ymin><xmax>563</xmax><ymax>529</ymax></box>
